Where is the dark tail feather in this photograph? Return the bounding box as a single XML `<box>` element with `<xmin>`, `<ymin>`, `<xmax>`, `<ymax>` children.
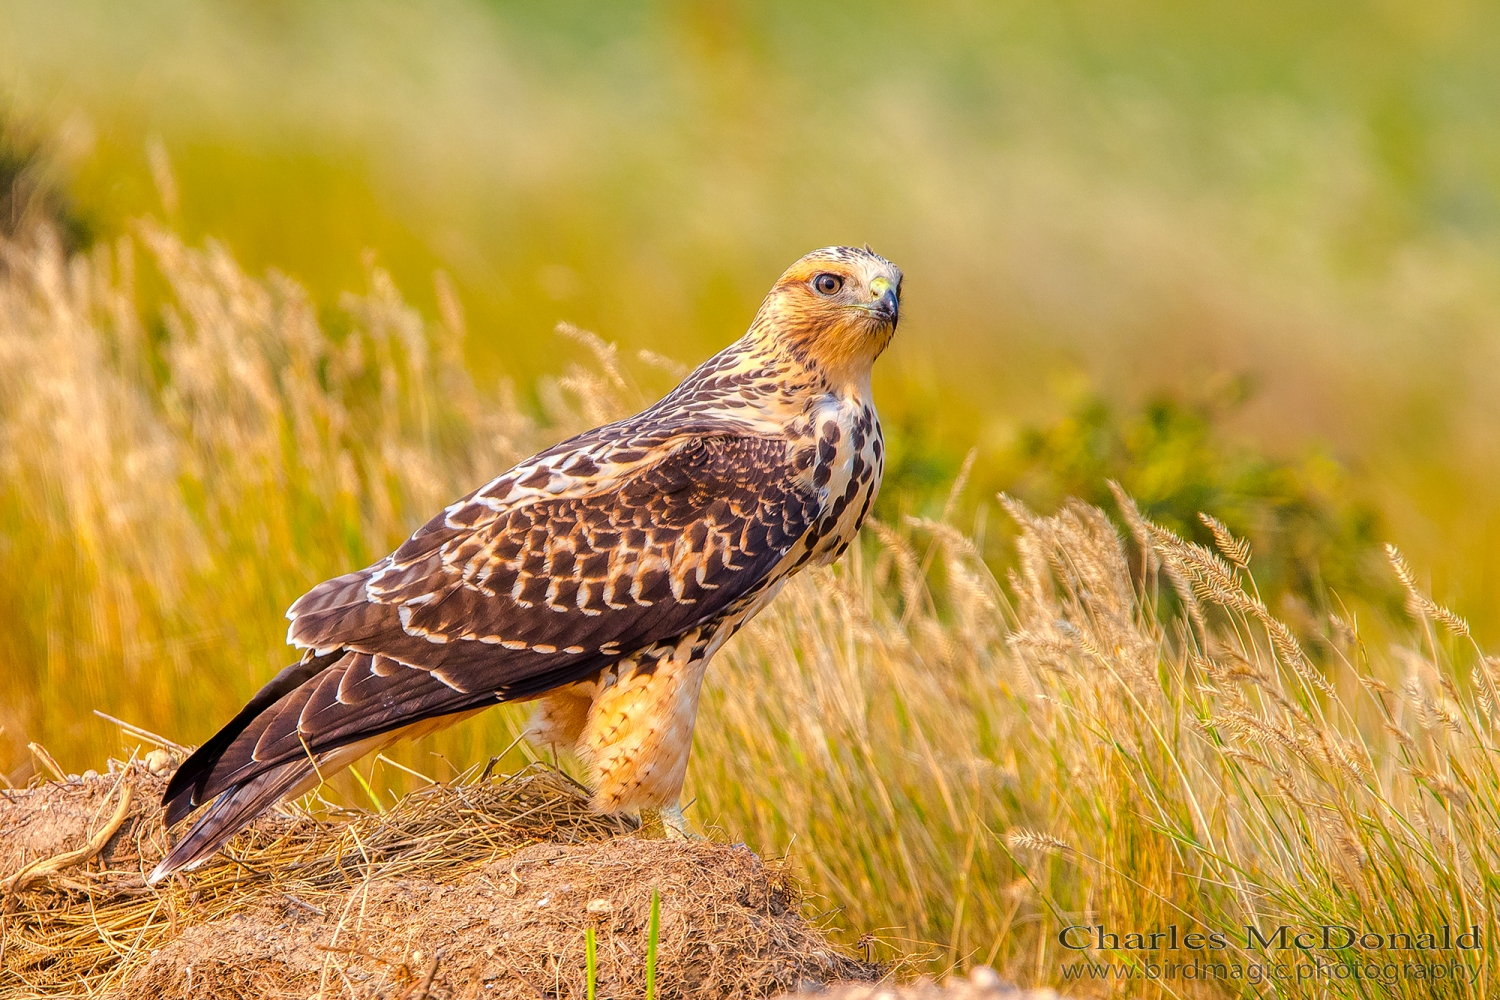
<box><xmin>148</xmin><ymin>758</ymin><xmax>317</xmax><ymax>885</ymax></box>
<box><xmin>161</xmin><ymin>652</ymin><xmax>340</xmax><ymax>827</ymax></box>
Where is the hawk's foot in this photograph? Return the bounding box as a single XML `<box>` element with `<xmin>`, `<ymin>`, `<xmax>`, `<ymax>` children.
<box><xmin>639</xmin><ymin>804</ymin><xmax>699</xmax><ymax>840</ymax></box>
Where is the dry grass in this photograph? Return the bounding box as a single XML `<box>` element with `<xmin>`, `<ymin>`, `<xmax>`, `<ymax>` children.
<box><xmin>2</xmin><ymin>226</ymin><xmax>1499</xmax><ymax>995</ymax></box>
<box><xmin>1</xmin><ymin>757</ymin><xmax>871</xmax><ymax>998</ymax></box>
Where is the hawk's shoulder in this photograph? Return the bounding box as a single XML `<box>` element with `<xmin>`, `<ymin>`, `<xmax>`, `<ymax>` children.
<box><xmin>286</xmin><ymin>428</ymin><xmax>818</xmax><ymax>682</ymax></box>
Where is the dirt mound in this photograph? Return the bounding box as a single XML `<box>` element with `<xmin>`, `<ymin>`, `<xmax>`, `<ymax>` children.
<box><xmin>1</xmin><ymin>753</ymin><xmax>876</xmax><ymax>998</ymax></box>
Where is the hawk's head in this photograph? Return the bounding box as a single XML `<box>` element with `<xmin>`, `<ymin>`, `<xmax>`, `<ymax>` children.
<box><xmin>755</xmin><ymin>246</ymin><xmax>903</xmax><ymax>386</ymax></box>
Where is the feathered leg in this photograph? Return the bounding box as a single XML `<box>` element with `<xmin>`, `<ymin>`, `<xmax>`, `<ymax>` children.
<box><xmin>580</xmin><ymin>636</ymin><xmax>708</xmax><ymax>836</ymax></box>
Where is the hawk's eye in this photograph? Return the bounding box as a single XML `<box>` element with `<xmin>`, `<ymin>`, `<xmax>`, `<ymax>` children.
<box><xmin>812</xmin><ymin>273</ymin><xmax>844</xmax><ymax>296</ymax></box>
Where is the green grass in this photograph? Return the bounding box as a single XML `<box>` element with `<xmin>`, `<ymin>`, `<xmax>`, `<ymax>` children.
<box><xmin>579</xmin><ymin>887</ymin><xmax>657</xmax><ymax>998</ymax></box>
<box><xmin>647</xmin><ymin>887</ymin><xmax>660</xmax><ymax>1000</ymax></box>
<box><xmin>585</xmin><ymin>926</ymin><xmax>597</xmax><ymax>1000</ymax></box>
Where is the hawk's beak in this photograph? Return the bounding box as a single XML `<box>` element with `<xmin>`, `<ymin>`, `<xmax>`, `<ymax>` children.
<box><xmin>869</xmin><ymin>277</ymin><xmax>899</xmax><ymax>325</ymax></box>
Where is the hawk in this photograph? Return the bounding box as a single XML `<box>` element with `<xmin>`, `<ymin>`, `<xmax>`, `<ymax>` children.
<box><xmin>149</xmin><ymin>246</ymin><xmax>902</xmax><ymax>884</ymax></box>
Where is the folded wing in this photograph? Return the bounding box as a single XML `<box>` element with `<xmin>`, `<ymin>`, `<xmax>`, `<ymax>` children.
<box><xmin>160</xmin><ymin>434</ymin><xmax>818</xmax><ymax>833</ymax></box>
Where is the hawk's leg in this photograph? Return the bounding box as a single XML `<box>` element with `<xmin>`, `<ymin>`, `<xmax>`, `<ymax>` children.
<box><xmin>640</xmin><ymin>803</ymin><xmax>694</xmax><ymax>840</ymax></box>
<box><xmin>579</xmin><ymin>634</ymin><xmax>710</xmax><ymax>835</ymax></box>
<box><xmin>526</xmin><ymin>681</ymin><xmax>596</xmax><ymax>753</ymax></box>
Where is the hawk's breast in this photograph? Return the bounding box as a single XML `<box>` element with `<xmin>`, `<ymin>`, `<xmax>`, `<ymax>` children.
<box><xmin>794</xmin><ymin>396</ymin><xmax>883</xmax><ymax>567</ymax></box>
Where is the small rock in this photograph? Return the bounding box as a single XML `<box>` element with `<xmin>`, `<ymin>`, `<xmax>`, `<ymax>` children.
<box><xmin>145</xmin><ymin>749</ymin><xmax>175</xmax><ymax>777</ymax></box>
<box><xmin>969</xmin><ymin>966</ymin><xmax>1003</xmax><ymax>989</ymax></box>
<box><xmin>586</xmin><ymin>898</ymin><xmax>613</xmax><ymax>913</ymax></box>
<box><xmin>82</xmin><ymin>769</ymin><xmax>99</xmax><ymax>780</ymax></box>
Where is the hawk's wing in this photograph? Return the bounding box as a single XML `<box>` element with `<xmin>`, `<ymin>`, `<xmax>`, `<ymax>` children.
<box><xmin>161</xmin><ymin>433</ymin><xmax>818</xmax><ymax>827</ymax></box>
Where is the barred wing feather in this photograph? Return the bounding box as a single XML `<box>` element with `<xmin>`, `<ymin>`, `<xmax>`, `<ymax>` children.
<box><xmin>161</xmin><ymin>434</ymin><xmax>816</xmax><ymax>829</ymax></box>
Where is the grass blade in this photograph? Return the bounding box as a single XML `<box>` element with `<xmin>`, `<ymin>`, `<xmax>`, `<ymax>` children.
<box><xmin>646</xmin><ymin>887</ymin><xmax>660</xmax><ymax>1000</ymax></box>
<box><xmin>585</xmin><ymin>926</ymin><xmax>597</xmax><ymax>1000</ymax></box>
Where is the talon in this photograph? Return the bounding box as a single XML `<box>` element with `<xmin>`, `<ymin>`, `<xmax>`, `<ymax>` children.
<box><xmin>661</xmin><ymin>803</ymin><xmax>699</xmax><ymax>840</ymax></box>
<box><xmin>640</xmin><ymin>804</ymin><xmax>699</xmax><ymax>840</ymax></box>
<box><xmin>639</xmin><ymin>806</ymin><xmax>667</xmax><ymax>839</ymax></box>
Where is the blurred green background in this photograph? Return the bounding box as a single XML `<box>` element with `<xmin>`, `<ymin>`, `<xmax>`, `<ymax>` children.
<box><xmin>5</xmin><ymin>0</ymin><xmax>1500</xmax><ymax>717</ymax></box>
